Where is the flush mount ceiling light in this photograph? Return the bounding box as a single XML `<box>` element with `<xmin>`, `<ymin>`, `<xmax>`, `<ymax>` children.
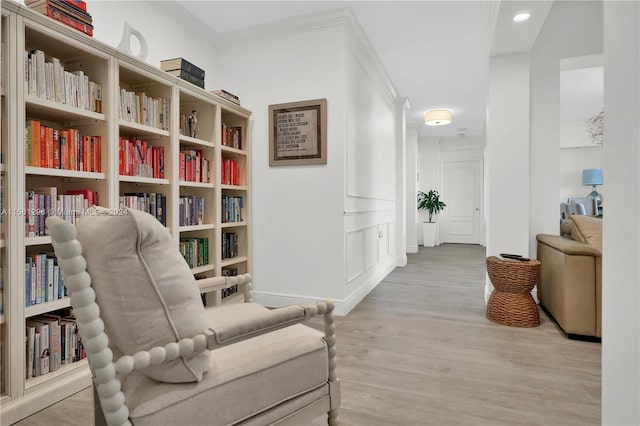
<box><xmin>513</xmin><ymin>12</ymin><xmax>531</xmax><ymax>22</ymax></box>
<box><xmin>424</xmin><ymin>109</ymin><xmax>452</xmax><ymax>126</ymax></box>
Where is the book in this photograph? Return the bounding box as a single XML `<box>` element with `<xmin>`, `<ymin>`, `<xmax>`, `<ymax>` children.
<box><xmin>164</xmin><ymin>69</ymin><xmax>204</xmax><ymax>89</ymax></box>
<box><xmin>212</xmin><ymin>89</ymin><xmax>240</xmax><ymax>105</ymax></box>
<box><xmin>160</xmin><ymin>57</ymin><xmax>205</xmax><ymax>80</ymax></box>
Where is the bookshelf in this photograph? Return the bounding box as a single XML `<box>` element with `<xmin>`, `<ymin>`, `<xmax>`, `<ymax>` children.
<box><xmin>0</xmin><ymin>6</ymin><xmax>8</xmax><ymax>404</ymax></box>
<box><xmin>0</xmin><ymin>1</ymin><xmax>252</xmax><ymax>423</ymax></box>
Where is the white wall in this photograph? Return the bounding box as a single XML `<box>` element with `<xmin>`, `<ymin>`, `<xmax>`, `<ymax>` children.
<box><xmin>215</xmin><ymin>12</ymin><xmax>398</xmax><ymax>315</ymax></box>
<box><xmin>405</xmin><ymin>126</ymin><xmax>419</xmax><ymax>253</ymax></box>
<box><xmin>417</xmin><ymin>136</ymin><xmax>440</xmax><ymax>245</ymax></box>
<box><xmin>343</xmin><ymin>25</ymin><xmax>398</xmax><ymax>313</ymax></box>
<box><xmin>529</xmin><ymin>0</ymin><xmax>603</xmax><ymax>255</ymax></box>
<box><xmin>89</xmin><ymin>1</ymin><xmax>218</xmax><ymax>86</ymax></box>
<box><xmin>485</xmin><ymin>53</ymin><xmax>530</xmax><ymax>299</ymax></box>
<box><xmin>602</xmin><ymin>1</ymin><xmax>640</xmax><ymax>423</ymax></box>
<box><xmin>215</xmin><ymin>24</ymin><xmax>347</xmax><ymax>307</ymax></box>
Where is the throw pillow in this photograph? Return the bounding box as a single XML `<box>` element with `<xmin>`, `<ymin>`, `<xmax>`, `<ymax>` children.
<box><xmin>569</xmin><ymin>214</ymin><xmax>603</xmax><ymax>250</ymax></box>
<box><xmin>76</xmin><ymin>206</ymin><xmax>210</xmax><ymax>383</ymax></box>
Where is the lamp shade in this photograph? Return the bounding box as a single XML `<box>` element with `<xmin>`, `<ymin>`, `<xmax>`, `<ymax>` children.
<box><xmin>424</xmin><ymin>109</ymin><xmax>452</xmax><ymax>126</ymax></box>
<box><xmin>582</xmin><ymin>168</ymin><xmax>603</xmax><ymax>186</ymax></box>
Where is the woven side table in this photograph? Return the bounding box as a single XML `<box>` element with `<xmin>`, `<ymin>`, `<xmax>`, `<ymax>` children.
<box><xmin>486</xmin><ymin>256</ymin><xmax>541</xmax><ymax>327</ymax></box>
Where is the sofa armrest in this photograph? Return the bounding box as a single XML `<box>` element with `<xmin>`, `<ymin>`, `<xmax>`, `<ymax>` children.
<box><xmin>536</xmin><ymin>234</ymin><xmax>601</xmax><ymax>257</ymax></box>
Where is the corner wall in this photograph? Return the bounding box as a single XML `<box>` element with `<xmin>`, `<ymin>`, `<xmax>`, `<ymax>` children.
<box><xmin>602</xmin><ymin>1</ymin><xmax>640</xmax><ymax>423</ymax></box>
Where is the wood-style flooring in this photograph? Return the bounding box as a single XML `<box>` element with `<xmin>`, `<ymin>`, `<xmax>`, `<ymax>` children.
<box><xmin>14</xmin><ymin>244</ymin><xmax>601</xmax><ymax>426</ymax></box>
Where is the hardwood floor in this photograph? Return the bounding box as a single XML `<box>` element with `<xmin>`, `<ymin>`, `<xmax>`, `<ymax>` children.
<box><xmin>15</xmin><ymin>244</ymin><xmax>601</xmax><ymax>425</ymax></box>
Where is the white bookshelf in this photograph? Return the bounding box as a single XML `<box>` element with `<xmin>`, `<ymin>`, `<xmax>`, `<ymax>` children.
<box><xmin>0</xmin><ymin>1</ymin><xmax>251</xmax><ymax>422</ymax></box>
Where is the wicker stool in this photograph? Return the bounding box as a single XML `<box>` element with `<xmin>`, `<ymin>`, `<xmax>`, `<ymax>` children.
<box><xmin>486</xmin><ymin>256</ymin><xmax>541</xmax><ymax>327</ymax></box>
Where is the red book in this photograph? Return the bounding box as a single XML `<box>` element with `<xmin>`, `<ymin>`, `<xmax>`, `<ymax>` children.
<box><xmin>94</xmin><ymin>136</ymin><xmax>101</xmax><ymax>173</ymax></box>
<box><xmin>46</xmin><ymin>6</ymin><xmax>93</xmax><ymax>36</ymax></box>
<box><xmin>52</xmin><ymin>129</ymin><xmax>60</xmax><ymax>169</ymax></box>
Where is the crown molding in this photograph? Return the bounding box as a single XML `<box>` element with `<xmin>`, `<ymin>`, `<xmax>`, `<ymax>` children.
<box><xmin>219</xmin><ymin>7</ymin><xmax>399</xmax><ymax>104</ymax></box>
<box><xmin>480</xmin><ymin>0</ymin><xmax>500</xmax><ymax>56</ymax></box>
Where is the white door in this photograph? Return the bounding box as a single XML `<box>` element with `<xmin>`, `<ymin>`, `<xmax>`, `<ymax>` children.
<box><xmin>442</xmin><ymin>160</ymin><xmax>483</xmax><ymax>244</ymax></box>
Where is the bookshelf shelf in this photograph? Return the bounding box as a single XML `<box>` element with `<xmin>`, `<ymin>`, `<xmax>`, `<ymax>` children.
<box><xmin>220</xmin><ymin>222</ymin><xmax>247</xmax><ymax>229</ymax></box>
<box><xmin>25</xmin><ymin>236</ymin><xmax>52</xmax><ymax>246</ymax></box>
<box><xmin>25</xmin><ymin>297</ymin><xmax>71</xmax><ymax>318</ymax></box>
<box><xmin>119</xmin><ymin>175</ymin><xmax>170</xmax><ymax>185</ymax></box>
<box><xmin>24</xmin><ymin>358</ymin><xmax>89</xmax><ymax>390</ymax></box>
<box><xmin>179</xmin><ymin>180</ymin><xmax>214</xmax><ymax>189</ymax></box>
<box><xmin>221</xmin><ymin>145</ymin><xmax>247</xmax><ymax>156</ymax></box>
<box><xmin>191</xmin><ymin>264</ymin><xmax>215</xmax><ymax>275</ymax></box>
<box><xmin>118</xmin><ymin>120</ymin><xmax>171</xmax><ymax>138</ymax></box>
<box><xmin>1</xmin><ymin>1</ymin><xmax>251</xmax><ymax>421</ymax></box>
<box><xmin>25</xmin><ymin>167</ymin><xmax>106</xmax><ymax>180</ymax></box>
<box><xmin>179</xmin><ymin>135</ymin><xmax>215</xmax><ymax>149</ymax></box>
<box><xmin>221</xmin><ymin>256</ymin><xmax>248</xmax><ymax>268</ymax></box>
<box><xmin>25</xmin><ymin>95</ymin><xmax>106</xmax><ymax>123</ymax></box>
<box><xmin>179</xmin><ymin>224</ymin><xmax>214</xmax><ymax>232</ymax></box>
<box><xmin>221</xmin><ymin>184</ymin><xmax>248</xmax><ymax>191</ymax></box>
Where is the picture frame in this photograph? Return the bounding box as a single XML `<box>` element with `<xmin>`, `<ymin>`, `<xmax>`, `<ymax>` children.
<box><xmin>268</xmin><ymin>98</ymin><xmax>327</xmax><ymax>166</ymax></box>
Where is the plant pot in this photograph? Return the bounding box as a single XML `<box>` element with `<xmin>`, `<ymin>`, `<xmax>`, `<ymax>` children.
<box><xmin>422</xmin><ymin>222</ymin><xmax>437</xmax><ymax>247</ymax></box>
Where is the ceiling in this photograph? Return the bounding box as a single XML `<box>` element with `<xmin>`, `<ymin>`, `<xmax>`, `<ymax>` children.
<box><xmin>171</xmin><ymin>1</ymin><xmax>552</xmax><ymax>138</ymax></box>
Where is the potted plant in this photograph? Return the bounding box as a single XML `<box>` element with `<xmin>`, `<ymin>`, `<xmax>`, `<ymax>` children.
<box><xmin>417</xmin><ymin>190</ymin><xmax>446</xmax><ymax>247</ymax></box>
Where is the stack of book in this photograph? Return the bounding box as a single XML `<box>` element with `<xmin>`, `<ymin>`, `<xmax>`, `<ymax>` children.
<box><xmin>212</xmin><ymin>89</ymin><xmax>240</xmax><ymax>105</ymax></box>
<box><xmin>160</xmin><ymin>58</ymin><xmax>205</xmax><ymax>89</ymax></box>
<box><xmin>25</xmin><ymin>0</ymin><xmax>93</xmax><ymax>37</ymax></box>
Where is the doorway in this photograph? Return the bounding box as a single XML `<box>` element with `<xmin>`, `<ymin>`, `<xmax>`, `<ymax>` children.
<box><xmin>441</xmin><ymin>157</ymin><xmax>484</xmax><ymax>245</ymax></box>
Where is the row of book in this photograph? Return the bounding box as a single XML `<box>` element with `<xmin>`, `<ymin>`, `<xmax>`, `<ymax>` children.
<box><xmin>119</xmin><ymin>88</ymin><xmax>170</xmax><ymax>131</ymax></box>
<box><xmin>25</xmin><ymin>120</ymin><xmax>102</xmax><ymax>172</ymax></box>
<box><xmin>180</xmin><ymin>237</ymin><xmax>209</xmax><ymax>269</ymax></box>
<box><xmin>222</xmin><ymin>232</ymin><xmax>239</xmax><ymax>260</ymax></box>
<box><xmin>179</xmin><ymin>149</ymin><xmax>211</xmax><ymax>183</ymax></box>
<box><xmin>24</xmin><ymin>49</ymin><xmax>101</xmax><ymax>110</ymax></box>
<box><xmin>0</xmin><ymin>267</ymin><xmax>4</xmax><ymax>315</ymax></box>
<box><xmin>221</xmin><ymin>195</ymin><xmax>245</xmax><ymax>223</ymax></box>
<box><xmin>25</xmin><ymin>253</ymin><xmax>66</xmax><ymax>307</ymax></box>
<box><xmin>178</xmin><ymin>195</ymin><xmax>205</xmax><ymax>227</ymax></box>
<box><xmin>1</xmin><ymin>174</ymin><xmax>4</xmax><ymax>239</ymax></box>
<box><xmin>119</xmin><ymin>137</ymin><xmax>165</xmax><ymax>179</ymax></box>
<box><xmin>25</xmin><ymin>188</ymin><xmax>98</xmax><ymax>237</ymax></box>
<box><xmin>221</xmin><ymin>158</ymin><xmax>242</xmax><ymax>186</ymax></box>
<box><xmin>221</xmin><ymin>267</ymin><xmax>239</xmax><ymax>300</ymax></box>
<box><xmin>161</xmin><ymin>58</ymin><xmax>205</xmax><ymax>90</ymax></box>
<box><xmin>213</xmin><ymin>90</ymin><xmax>240</xmax><ymax>106</ymax></box>
<box><xmin>221</xmin><ymin>122</ymin><xmax>242</xmax><ymax>149</ymax></box>
<box><xmin>26</xmin><ymin>311</ymin><xmax>85</xmax><ymax>379</ymax></box>
<box><xmin>26</xmin><ymin>0</ymin><xmax>93</xmax><ymax>37</ymax></box>
<box><xmin>120</xmin><ymin>192</ymin><xmax>167</xmax><ymax>227</ymax></box>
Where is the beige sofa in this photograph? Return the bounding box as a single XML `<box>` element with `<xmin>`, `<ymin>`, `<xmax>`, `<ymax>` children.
<box><xmin>536</xmin><ymin>215</ymin><xmax>602</xmax><ymax>339</ymax></box>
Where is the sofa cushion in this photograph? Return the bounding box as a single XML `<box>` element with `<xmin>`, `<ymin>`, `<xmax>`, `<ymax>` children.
<box><xmin>569</xmin><ymin>215</ymin><xmax>603</xmax><ymax>250</ymax></box>
<box><xmin>123</xmin><ymin>305</ymin><xmax>329</xmax><ymax>426</ymax></box>
<box><xmin>75</xmin><ymin>206</ymin><xmax>210</xmax><ymax>383</ymax></box>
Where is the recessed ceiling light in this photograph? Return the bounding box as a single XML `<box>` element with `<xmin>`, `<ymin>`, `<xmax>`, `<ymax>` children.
<box><xmin>513</xmin><ymin>12</ymin><xmax>531</xmax><ymax>22</ymax></box>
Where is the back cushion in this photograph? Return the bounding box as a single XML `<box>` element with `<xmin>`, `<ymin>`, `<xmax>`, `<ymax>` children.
<box><xmin>569</xmin><ymin>214</ymin><xmax>603</xmax><ymax>250</ymax></box>
<box><xmin>76</xmin><ymin>207</ymin><xmax>210</xmax><ymax>383</ymax></box>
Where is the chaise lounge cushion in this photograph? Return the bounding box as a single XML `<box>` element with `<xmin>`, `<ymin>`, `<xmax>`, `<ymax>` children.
<box><xmin>123</xmin><ymin>303</ymin><xmax>329</xmax><ymax>426</ymax></box>
<box><xmin>75</xmin><ymin>206</ymin><xmax>210</xmax><ymax>383</ymax></box>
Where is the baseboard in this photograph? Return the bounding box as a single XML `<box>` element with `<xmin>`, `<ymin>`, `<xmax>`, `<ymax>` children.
<box><xmin>406</xmin><ymin>244</ymin><xmax>419</xmax><ymax>254</ymax></box>
<box><xmin>396</xmin><ymin>254</ymin><xmax>408</xmax><ymax>267</ymax></box>
<box><xmin>253</xmin><ymin>258</ymin><xmax>396</xmax><ymax>316</ymax></box>
<box><xmin>342</xmin><ymin>257</ymin><xmax>396</xmax><ymax>315</ymax></box>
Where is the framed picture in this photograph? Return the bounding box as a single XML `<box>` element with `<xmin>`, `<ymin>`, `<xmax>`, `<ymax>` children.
<box><xmin>269</xmin><ymin>98</ymin><xmax>327</xmax><ymax>166</ymax></box>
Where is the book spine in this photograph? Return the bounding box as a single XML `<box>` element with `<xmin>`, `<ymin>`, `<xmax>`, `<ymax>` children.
<box><xmin>46</xmin><ymin>6</ymin><xmax>93</xmax><ymax>36</ymax></box>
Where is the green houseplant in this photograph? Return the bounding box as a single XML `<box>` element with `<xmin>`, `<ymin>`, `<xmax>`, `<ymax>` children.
<box><xmin>417</xmin><ymin>190</ymin><xmax>447</xmax><ymax>223</ymax></box>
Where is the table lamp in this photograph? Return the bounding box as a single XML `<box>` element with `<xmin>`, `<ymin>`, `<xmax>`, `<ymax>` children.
<box><xmin>582</xmin><ymin>168</ymin><xmax>603</xmax><ymax>205</ymax></box>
